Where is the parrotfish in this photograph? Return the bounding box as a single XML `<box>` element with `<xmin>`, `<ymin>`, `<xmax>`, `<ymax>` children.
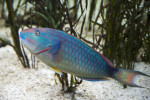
<box><xmin>20</xmin><ymin>28</ymin><xmax>150</xmax><ymax>87</ymax></box>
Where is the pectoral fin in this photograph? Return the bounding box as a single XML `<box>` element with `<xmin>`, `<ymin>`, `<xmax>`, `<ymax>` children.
<box><xmin>49</xmin><ymin>66</ymin><xmax>62</xmax><ymax>75</ymax></box>
<box><xmin>49</xmin><ymin>40</ymin><xmax>62</xmax><ymax>62</ymax></box>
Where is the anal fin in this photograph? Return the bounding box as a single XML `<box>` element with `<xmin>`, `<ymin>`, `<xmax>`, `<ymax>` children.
<box><xmin>78</xmin><ymin>77</ymin><xmax>109</xmax><ymax>82</ymax></box>
<box><xmin>49</xmin><ymin>66</ymin><xmax>62</xmax><ymax>75</ymax></box>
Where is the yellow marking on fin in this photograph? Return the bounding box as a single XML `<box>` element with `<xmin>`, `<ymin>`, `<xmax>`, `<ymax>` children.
<box><xmin>50</xmin><ymin>66</ymin><xmax>62</xmax><ymax>75</ymax></box>
<box><xmin>49</xmin><ymin>44</ymin><xmax>51</xmax><ymax>46</ymax></box>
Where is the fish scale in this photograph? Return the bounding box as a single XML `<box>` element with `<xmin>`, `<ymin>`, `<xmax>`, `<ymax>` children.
<box><xmin>20</xmin><ymin>28</ymin><xmax>150</xmax><ymax>87</ymax></box>
<box><xmin>62</xmin><ymin>40</ymin><xmax>108</xmax><ymax>78</ymax></box>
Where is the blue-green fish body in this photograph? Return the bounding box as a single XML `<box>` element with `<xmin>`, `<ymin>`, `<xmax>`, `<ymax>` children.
<box><xmin>20</xmin><ymin>28</ymin><xmax>150</xmax><ymax>87</ymax></box>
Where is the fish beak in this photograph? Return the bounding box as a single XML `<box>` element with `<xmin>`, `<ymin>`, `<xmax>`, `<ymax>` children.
<box><xmin>19</xmin><ymin>33</ymin><xmax>25</xmax><ymax>40</ymax></box>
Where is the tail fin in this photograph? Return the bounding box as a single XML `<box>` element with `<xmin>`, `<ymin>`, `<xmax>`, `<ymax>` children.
<box><xmin>113</xmin><ymin>69</ymin><xmax>150</xmax><ymax>87</ymax></box>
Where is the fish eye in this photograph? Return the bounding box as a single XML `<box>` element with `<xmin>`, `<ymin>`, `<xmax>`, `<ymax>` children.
<box><xmin>34</xmin><ymin>31</ymin><xmax>40</xmax><ymax>36</ymax></box>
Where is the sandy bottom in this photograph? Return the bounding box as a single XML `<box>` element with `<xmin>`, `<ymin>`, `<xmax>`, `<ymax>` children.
<box><xmin>0</xmin><ymin>45</ymin><xmax>150</xmax><ymax>100</ymax></box>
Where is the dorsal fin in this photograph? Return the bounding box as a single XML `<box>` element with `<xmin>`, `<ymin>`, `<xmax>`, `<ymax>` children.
<box><xmin>99</xmin><ymin>53</ymin><xmax>114</xmax><ymax>67</ymax></box>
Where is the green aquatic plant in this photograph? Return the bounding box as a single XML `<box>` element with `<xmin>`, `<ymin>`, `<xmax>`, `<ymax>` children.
<box><xmin>92</xmin><ymin>0</ymin><xmax>150</xmax><ymax>69</ymax></box>
<box><xmin>3</xmin><ymin>0</ymin><xmax>30</xmax><ymax>68</ymax></box>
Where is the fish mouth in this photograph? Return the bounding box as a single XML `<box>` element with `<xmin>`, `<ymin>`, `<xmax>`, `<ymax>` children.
<box><xmin>20</xmin><ymin>33</ymin><xmax>25</xmax><ymax>40</ymax></box>
<box><xmin>33</xmin><ymin>47</ymin><xmax>51</xmax><ymax>55</ymax></box>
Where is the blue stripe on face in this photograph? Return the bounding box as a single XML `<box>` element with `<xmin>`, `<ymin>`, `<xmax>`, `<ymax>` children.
<box><xmin>20</xmin><ymin>35</ymin><xmax>25</xmax><ymax>40</ymax></box>
<box><xmin>20</xmin><ymin>32</ymin><xmax>26</xmax><ymax>40</ymax></box>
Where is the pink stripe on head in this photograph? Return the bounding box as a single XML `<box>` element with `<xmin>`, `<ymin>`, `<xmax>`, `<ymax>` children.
<box><xmin>21</xmin><ymin>28</ymin><xmax>36</xmax><ymax>33</ymax></box>
<box><xmin>34</xmin><ymin>47</ymin><xmax>51</xmax><ymax>55</ymax></box>
<box><xmin>21</xmin><ymin>28</ymin><xmax>47</xmax><ymax>33</ymax></box>
<box><xmin>25</xmin><ymin>37</ymin><xmax>38</xmax><ymax>44</ymax></box>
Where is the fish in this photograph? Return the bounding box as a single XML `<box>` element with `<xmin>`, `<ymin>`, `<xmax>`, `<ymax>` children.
<box><xmin>20</xmin><ymin>28</ymin><xmax>150</xmax><ymax>87</ymax></box>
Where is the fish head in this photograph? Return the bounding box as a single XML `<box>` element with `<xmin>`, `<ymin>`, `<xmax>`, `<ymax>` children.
<box><xmin>20</xmin><ymin>28</ymin><xmax>53</xmax><ymax>55</ymax></box>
